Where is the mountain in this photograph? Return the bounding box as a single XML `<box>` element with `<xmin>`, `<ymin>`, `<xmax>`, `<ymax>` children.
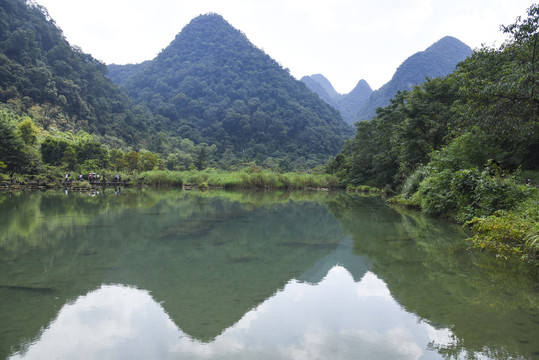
<box><xmin>301</xmin><ymin>74</ymin><xmax>340</xmax><ymax>104</ymax></box>
<box><xmin>0</xmin><ymin>0</ymin><xmax>156</xmax><ymax>146</ymax></box>
<box><xmin>355</xmin><ymin>36</ymin><xmax>473</xmax><ymax>121</ymax></box>
<box><xmin>108</xmin><ymin>13</ymin><xmax>353</xmax><ymax>166</ymax></box>
<box><xmin>301</xmin><ymin>74</ymin><xmax>372</xmax><ymax>125</ymax></box>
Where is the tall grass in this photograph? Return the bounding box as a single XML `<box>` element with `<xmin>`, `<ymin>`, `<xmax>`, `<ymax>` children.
<box><xmin>135</xmin><ymin>168</ymin><xmax>340</xmax><ymax>190</ymax></box>
<box><xmin>136</xmin><ymin>170</ymin><xmax>184</xmax><ymax>187</ymax></box>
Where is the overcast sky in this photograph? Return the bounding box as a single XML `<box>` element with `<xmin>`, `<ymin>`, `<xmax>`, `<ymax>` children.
<box><xmin>34</xmin><ymin>0</ymin><xmax>533</xmax><ymax>93</ymax></box>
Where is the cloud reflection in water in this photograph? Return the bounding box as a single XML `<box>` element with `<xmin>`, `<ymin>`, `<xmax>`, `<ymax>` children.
<box><xmin>10</xmin><ymin>266</ymin><xmax>456</xmax><ymax>360</ymax></box>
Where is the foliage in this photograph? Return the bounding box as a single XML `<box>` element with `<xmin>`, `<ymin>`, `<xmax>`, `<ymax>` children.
<box><xmin>328</xmin><ymin>4</ymin><xmax>539</xmax><ymax>264</ymax></box>
<box><xmin>331</xmin><ymin>4</ymin><xmax>539</xmax><ymax>190</ymax></box>
<box><xmin>412</xmin><ymin>166</ymin><xmax>529</xmax><ymax>222</ymax></box>
<box><xmin>109</xmin><ymin>13</ymin><xmax>353</xmax><ymax>166</ymax></box>
<box><xmin>175</xmin><ymin>168</ymin><xmax>339</xmax><ymax>190</ymax></box>
<box><xmin>0</xmin><ymin>0</ymin><xmax>156</xmax><ymax>147</ymax></box>
<box><xmin>1</xmin><ymin>2</ymin><xmax>353</xmax><ymax>171</ymax></box>
<box><xmin>466</xmin><ymin>193</ymin><xmax>539</xmax><ymax>263</ymax></box>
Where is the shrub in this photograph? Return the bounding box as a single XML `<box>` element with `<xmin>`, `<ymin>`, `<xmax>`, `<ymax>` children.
<box><xmin>411</xmin><ymin>166</ymin><xmax>530</xmax><ymax>222</ymax></box>
<box><xmin>401</xmin><ymin>166</ymin><xmax>428</xmax><ymax>199</ymax></box>
<box><xmin>451</xmin><ymin>169</ymin><xmax>528</xmax><ymax>222</ymax></box>
<box><xmin>412</xmin><ymin>169</ymin><xmax>455</xmax><ymax>217</ymax></box>
<box><xmin>466</xmin><ymin>194</ymin><xmax>539</xmax><ymax>262</ymax></box>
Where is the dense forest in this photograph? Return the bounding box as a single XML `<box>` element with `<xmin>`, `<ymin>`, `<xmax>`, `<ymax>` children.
<box><xmin>0</xmin><ymin>0</ymin><xmax>168</xmax><ymax>175</ymax></box>
<box><xmin>108</xmin><ymin>13</ymin><xmax>353</xmax><ymax>168</ymax></box>
<box><xmin>0</xmin><ymin>0</ymin><xmax>157</xmax><ymax>144</ymax></box>
<box><xmin>0</xmin><ymin>1</ymin><xmax>351</xmax><ymax>176</ymax></box>
<box><xmin>328</xmin><ymin>4</ymin><xmax>539</xmax><ymax>262</ymax></box>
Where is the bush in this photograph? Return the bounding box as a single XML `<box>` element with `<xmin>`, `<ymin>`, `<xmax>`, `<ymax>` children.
<box><xmin>412</xmin><ymin>169</ymin><xmax>455</xmax><ymax>217</ymax></box>
<box><xmin>401</xmin><ymin>166</ymin><xmax>428</xmax><ymax>199</ymax></box>
<box><xmin>411</xmin><ymin>167</ymin><xmax>529</xmax><ymax>222</ymax></box>
<box><xmin>466</xmin><ymin>194</ymin><xmax>539</xmax><ymax>262</ymax></box>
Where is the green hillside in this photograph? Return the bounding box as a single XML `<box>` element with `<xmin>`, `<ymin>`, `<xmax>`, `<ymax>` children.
<box><xmin>0</xmin><ymin>0</ymin><xmax>156</xmax><ymax>145</ymax></box>
<box><xmin>108</xmin><ymin>13</ymin><xmax>354</xmax><ymax>167</ymax></box>
<box><xmin>355</xmin><ymin>36</ymin><xmax>472</xmax><ymax>121</ymax></box>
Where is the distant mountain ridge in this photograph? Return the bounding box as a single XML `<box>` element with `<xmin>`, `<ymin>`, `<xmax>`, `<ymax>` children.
<box><xmin>301</xmin><ymin>75</ymin><xmax>372</xmax><ymax>124</ymax></box>
<box><xmin>355</xmin><ymin>36</ymin><xmax>472</xmax><ymax>121</ymax></box>
<box><xmin>302</xmin><ymin>36</ymin><xmax>472</xmax><ymax>124</ymax></box>
<box><xmin>108</xmin><ymin>13</ymin><xmax>353</xmax><ymax>165</ymax></box>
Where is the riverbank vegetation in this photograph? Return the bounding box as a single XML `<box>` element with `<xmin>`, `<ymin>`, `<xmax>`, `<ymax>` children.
<box><xmin>136</xmin><ymin>168</ymin><xmax>338</xmax><ymax>190</ymax></box>
<box><xmin>1</xmin><ymin>166</ymin><xmax>339</xmax><ymax>191</ymax></box>
<box><xmin>328</xmin><ymin>5</ymin><xmax>539</xmax><ymax>264</ymax></box>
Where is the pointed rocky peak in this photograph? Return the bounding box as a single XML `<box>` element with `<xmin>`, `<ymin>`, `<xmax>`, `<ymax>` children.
<box><xmin>348</xmin><ymin>79</ymin><xmax>372</xmax><ymax>97</ymax></box>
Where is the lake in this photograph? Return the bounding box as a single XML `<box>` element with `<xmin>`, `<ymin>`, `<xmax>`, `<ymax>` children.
<box><xmin>0</xmin><ymin>188</ymin><xmax>538</xmax><ymax>359</ymax></box>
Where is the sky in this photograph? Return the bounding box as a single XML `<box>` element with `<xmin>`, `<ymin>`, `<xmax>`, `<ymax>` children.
<box><xmin>34</xmin><ymin>0</ymin><xmax>534</xmax><ymax>93</ymax></box>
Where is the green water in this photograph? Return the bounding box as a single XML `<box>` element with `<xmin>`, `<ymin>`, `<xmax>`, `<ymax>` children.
<box><xmin>0</xmin><ymin>188</ymin><xmax>537</xmax><ymax>360</ymax></box>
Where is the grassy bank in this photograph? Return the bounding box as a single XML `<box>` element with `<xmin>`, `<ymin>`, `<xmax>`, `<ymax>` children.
<box><xmin>135</xmin><ymin>168</ymin><xmax>340</xmax><ymax>190</ymax></box>
<box><xmin>1</xmin><ymin>167</ymin><xmax>340</xmax><ymax>190</ymax></box>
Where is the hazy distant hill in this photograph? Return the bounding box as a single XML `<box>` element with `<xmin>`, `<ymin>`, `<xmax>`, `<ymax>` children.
<box><xmin>301</xmin><ymin>74</ymin><xmax>372</xmax><ymax>125</ymax></box>
<box><xmin>301</xmin><ymin>74</ymin><xmax>340</xmax><ymax>104</ymax></box>
<box><xmin>108</xmin><ymin>14</ymin><xmax>353</xmax><ymax>165</ymax></box>
<box><xmin>355</xmin><ymin>36</ymin><xmax>472</xmax><ymax>121</ymax></box>
<box><xmin>0</xmin><ymin>0</ymin><xmax>155</xmax><ymax>145</ymax></box>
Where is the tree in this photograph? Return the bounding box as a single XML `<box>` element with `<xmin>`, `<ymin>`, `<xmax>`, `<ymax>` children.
<box><xmin>40</xmin><ymin>136</ymin><xmax>68</xmax><ymax>166</ymax></box>
<box><xmin>451</xmin><ymin>4</ymin><xmax>539</xmax><ymax>169</ymax></box>
<box><xmin>195</xmin><ymin>145</ymin><xmax>209</xmax><ymax>170</ymax></box>
<box><xmin>62</xmin><ymin>144</ymin><xmax>78</xmax><ymax>170</ymax></box>
<box><xmin>109</xmin><ymin>149</ymin><xmax>127</xmax><ymax>171</ymax></box>
<box><xmin>0</xmin><ymin>109</ymin><xmax>25</xmax><ymax>171</ymax></box>
<box><xmin>125</xmin><ymin>151</ymin><xmax>141</xmax><ymax>172</ymax></box>
<box><xmin>140</xmin><ymin>150</ymin><xmax>158</xmax><ymax>171</ymax></box>
<box><xmin>17</xmin><ymin>117</ymin><xmax>38</xmax><ymax>145</ymax></box>
<box><xmin>392</xmin><ymin>77</ymin><xmax>459</xmax><ymax>177</ymax></box>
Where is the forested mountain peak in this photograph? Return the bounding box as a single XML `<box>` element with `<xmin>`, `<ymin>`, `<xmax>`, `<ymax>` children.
<box><xmin>355</xmin><ymin>36</ymin><xmax>472</xmax><ymax>121</ymax></box>
<box><xmin>109</xmin><ymin>13</ymin><xmax>353</xmax><ymax>168</ymax></box>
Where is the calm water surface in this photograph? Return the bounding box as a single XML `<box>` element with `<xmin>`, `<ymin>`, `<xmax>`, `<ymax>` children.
<box><xmin>0</xmin><ymin>188</ymin><xmax>537</xmax><ymax>359</ymax></box>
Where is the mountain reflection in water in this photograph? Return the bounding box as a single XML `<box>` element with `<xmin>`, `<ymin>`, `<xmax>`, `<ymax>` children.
<box><xmin>1</xmin><ymin>189</ymin><xmax>538</xmax><ymax>360</ymax></box>
<box><xmin>9</xmin><ymin>267</ymin><xmax>456</xmax><ymax>360</ymax></box>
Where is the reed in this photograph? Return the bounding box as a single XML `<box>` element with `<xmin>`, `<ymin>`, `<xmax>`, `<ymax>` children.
<box><xmin>138</xmin><ymin>169</ymin><xmax>341</xmax><ymax>190</ymax></box>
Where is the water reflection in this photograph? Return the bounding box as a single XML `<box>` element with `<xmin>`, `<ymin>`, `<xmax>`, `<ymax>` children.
<box><xmin>10</xmin><ymin>267</ymin><xmax>460</xmax><ymax>360</ymax></box>
<box><xmin>1</xmin><ymin>190</ymin><xmax>538</xmax><ymax>360</ymax></box>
